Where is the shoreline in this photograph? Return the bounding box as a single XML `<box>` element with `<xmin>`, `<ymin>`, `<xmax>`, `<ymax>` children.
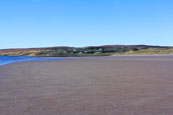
<box><xmin>1</xmin><ymin>55</ymin><xmax>173</xmax><ymax>66</ymax></box>
<box><xmin>111</xmin><ymin>54</ymin><xmax>173</xmax><ymax>56</ymax></box>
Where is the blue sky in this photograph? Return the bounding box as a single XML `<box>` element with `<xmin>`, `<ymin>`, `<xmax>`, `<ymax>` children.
<box><xmin>0</xmin><ymin>0</ymin><xmax>173</xmax><ymax>49</ymax></box>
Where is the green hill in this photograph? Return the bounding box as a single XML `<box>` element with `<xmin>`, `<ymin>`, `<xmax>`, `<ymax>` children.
<box><xmin>0</xmin><ymin>45</ymin><xmax>172</xmax><ymax>57</ymax></box>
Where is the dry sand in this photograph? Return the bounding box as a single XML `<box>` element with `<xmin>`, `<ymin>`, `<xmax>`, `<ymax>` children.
<box><xmin>0</xmin><ymin>56</ymin><xmax>173</xmax><ymax>115</ymax></box>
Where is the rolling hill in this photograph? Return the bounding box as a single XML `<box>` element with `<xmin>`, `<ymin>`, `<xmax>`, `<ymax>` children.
<box><xmin>0</xmin><ymin>45</ymin><xmax>172</xmax><ymax>57</ymax></box>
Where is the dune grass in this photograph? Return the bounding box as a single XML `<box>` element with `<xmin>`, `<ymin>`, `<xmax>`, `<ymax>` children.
<box><xmin>113</xmin><ymin>48</ymin><xmax>173</xmax><ymax>55</ymax></box>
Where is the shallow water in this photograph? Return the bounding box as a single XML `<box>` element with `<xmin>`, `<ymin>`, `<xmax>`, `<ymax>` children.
<box><xmin>0</xmin><ymin>55</ymin><xmax>173</xmax><ymax>66</ymax></box>
<box><xmin>0</xmin><ymin>56</ymin><xmax>66</xmax><ymax>66</ymax></box>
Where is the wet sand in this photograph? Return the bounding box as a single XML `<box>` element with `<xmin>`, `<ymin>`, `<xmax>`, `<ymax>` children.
<box><xmin>0</xmin><ymin>56</ymin><xmax>173</xmax><ymax>115</ymax></box>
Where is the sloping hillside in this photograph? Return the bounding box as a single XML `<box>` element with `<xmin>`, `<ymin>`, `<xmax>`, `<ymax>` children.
<box><xmin>0</xmin><ymin>45</ymin><xmax>172</xmax><ymax>57</ymax></box>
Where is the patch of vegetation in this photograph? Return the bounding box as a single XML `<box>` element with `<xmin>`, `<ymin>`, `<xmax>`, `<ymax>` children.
<box><xmin>113</xmin><ymin>48</ymin><xmax>173</xmax><ymax>55</ymax></box>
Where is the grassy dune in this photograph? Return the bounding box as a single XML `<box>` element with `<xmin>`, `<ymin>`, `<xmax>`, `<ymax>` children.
<box><xmin>114</xmin><ymin>48</ymin><xmax>173</xmax><ymax>55</ymax></box>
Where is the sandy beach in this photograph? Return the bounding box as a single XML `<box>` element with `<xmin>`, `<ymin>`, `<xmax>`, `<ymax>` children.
<box><xmin>0</xmin><ymin>56</ymin><xmax>173</xmax><ymax>115</ymax></box>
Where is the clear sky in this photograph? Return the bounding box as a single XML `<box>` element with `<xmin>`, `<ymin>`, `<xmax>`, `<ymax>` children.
<box><xmin>0</xmin><ymin>0</ymin><xmax>173</xmax><ymax>49</ymax></box>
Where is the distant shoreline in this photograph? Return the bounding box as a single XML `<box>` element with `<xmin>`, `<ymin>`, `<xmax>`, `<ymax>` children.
<box><xmin>111</xmin><ymin>54</ymin><xmax>173</xmax><ymax>56</ymax></box>
<box><xmin>1</xmin><ymin>55</ymin><xmax>173</xmax><ymax>66</ymax></box>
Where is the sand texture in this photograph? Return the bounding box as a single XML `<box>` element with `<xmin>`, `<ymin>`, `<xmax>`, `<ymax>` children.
<box><xmin>0</xmin><ymin>56</ymin><xmax>173</xmax><ymax>115</ymax></box>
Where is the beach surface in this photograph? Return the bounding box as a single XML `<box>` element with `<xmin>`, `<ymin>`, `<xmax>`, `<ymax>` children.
<box><xmin>0</xmin><ymin>56</ymin><xmax>173</xmax><ymax>115</ymax></box>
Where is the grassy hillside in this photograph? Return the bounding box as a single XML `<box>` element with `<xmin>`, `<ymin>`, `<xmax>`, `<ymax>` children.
<box><xmin>114</xmin><ymin>48</ymin><xmax>173</xmax><ymax>55</ymax></box>
<box><xmin>0</xmin><ymin>45</ymin><xmax>173</xmax><ymax>57</ymax></box>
